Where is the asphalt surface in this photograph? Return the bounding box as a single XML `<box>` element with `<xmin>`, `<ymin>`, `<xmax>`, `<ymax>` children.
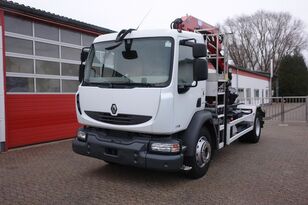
<box><xmin>0</xmin><ymin>122</ymin><xmax>307</xmax><ymax>205</ymax></box>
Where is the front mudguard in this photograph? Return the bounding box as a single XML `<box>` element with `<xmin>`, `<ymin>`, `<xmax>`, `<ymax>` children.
<box><xmin>182</xmin><ymin>110</ymin><xmax>217</xmax><ymax>158</ymax></box>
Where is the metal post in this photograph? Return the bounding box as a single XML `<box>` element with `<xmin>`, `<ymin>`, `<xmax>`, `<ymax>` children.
<box><xmin>281</xmin><ymin>97</ymin><xmax>285</xmax><ymax>123</ymax></box>
<box><xmin>270</xmin><ymin>59</ymin><xmax>273</xmax><ymax>103</ymax></box>
<box><xmin>236</xmin><ymin>68</ymin><xmax>239</xmax><ymax>92</ymax></box>
<box><xmin>276</xmin><ymin>79</ymin><xmax>279</xmax><ymax>97</ymax></box>
<box><xmin>306</xmin><ymin>96</ymin><xmax>308</xmax><ymax>123</ymax></box>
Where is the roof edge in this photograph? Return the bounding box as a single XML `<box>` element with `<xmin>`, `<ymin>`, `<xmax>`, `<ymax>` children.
<box><xmin>0</xmin><ymin>0</ymin><xmax>115</xmax><ymax>34</ymax></box>
<box><xmin>230</xmin><ymin>65</ymin><xmax>270</xmax><ymax>78</ymax></box>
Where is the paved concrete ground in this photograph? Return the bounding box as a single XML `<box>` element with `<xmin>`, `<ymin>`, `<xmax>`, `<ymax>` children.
<box><xmin>0</xmin><ymin>122</ymin><xmax>307</xmax><ymax>205</ymax></box>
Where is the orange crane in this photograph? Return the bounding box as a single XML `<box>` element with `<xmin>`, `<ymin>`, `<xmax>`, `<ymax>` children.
<box><xmin>170</xmin><ymin>15</ymin><xmax>226</xmax><ymax>73</ymax></box>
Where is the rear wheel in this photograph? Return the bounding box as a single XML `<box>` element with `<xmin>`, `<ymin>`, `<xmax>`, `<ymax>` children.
<box><xmin>186</xmin><ymin>129</ymin><xmax>213</xmax><ymax>179</ymax></box>
<box><xmin>241</xmin><ymin>114</ymin><xmax>262</xmax><ymax>143</ymax></box>
<box><xmin>103</xmin><ymin>160</ymin><xmax>116</xmax><ymax>165</ymax></box>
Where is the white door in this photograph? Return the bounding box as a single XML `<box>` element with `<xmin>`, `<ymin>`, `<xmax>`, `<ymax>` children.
<box><xmin>0</xmin><ymin>25</ymin><xmax>6</xmax><ymax>151</ymax></box>
<box><xmin>173</xmin><ymin>40</ymin><xmax>205</xmax><ymax>132</ymax></box>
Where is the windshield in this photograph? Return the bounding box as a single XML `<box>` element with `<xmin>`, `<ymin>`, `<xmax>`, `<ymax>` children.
<box><xmin>84</xmin><ymin>37</ymin><xmax>173</xmax><ymax>87</ymax></box>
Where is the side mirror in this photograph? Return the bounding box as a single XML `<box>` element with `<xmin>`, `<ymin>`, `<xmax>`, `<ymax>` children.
<box><xmin>80</xmin><ymin>47</ymin><xmax>90</xmax><ymax>62</ymax></box>
<box><xmin>79</xmin><ymin>64</ymin><xmax>85</xmax><ymax>83</ymax></box>
<box><xmin>193</xmin><ymin>43</ymin><xmax>207</xmax><ymax>58</ymax></box>
<box><xmin>194</xmin><ymin>59</ymin><xmax>208</xmax><ymax>81</ymax></box>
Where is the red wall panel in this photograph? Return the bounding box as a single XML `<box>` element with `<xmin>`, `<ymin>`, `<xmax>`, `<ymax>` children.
<box><xmin>6</xmin><ymin>94</ymin><xmax>79</xmax><ymax>148</ymax></box>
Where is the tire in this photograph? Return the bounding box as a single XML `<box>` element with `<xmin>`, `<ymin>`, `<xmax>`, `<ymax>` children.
<box><xmin>185</xmin><ymin>128</ymin><xmax>213</xmax><ymax>179</ymax></box>
<box><xmin>241</xmin><ymin>114</ymin><xmax>262</xmax><ymax>143</ymax></box>
<box><xmin>103</xmin><ymin>160</ymin><xmax>116</xmax><ymax>165</ymax></box>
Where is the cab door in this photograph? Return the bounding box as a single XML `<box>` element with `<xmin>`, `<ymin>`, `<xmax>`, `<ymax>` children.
<box><xmin>173</xmin><ymin>39</ymin><xmax>206</xmax><ymax>132</ymax></box>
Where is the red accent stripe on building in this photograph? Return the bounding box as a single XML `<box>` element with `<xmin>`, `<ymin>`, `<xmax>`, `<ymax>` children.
<box><xmin>6</xmin><ymin>94</ymin><xmax>79</xmax><ymax>148</ymax></box>
<box><xmin>209</xmin><ymin>65</ymin><xmax>269</xmax><ymax>81</ymax></box>
<box><xmin>233</xmin><ymin>69</ymin><xmax>269</xmax><ymax>81</ymax></box>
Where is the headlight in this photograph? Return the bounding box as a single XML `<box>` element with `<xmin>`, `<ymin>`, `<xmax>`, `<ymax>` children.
<box><xmin>150</xmin><ymin>142</ymin><xmax>180</xmax><ymax>153</ymax></box>
<box><xmin>77</xmin><ymin>130</ymin><xmax>87</xmax><ymax>141</ymax></box>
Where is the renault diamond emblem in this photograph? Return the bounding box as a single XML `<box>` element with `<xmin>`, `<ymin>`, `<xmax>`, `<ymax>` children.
<box><xmin>111</xmin><ymin>104</ymin><xmax>117</xmax><ymax>115</ymax></box>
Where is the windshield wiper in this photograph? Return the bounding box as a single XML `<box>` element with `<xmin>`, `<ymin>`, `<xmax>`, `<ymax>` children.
<box><xmin>83</xmin><ymin>81</ymin><xmax>114</xmax><ymax>88</ymax></box>
<box><xmin>114</xmin><ymin>82</ymin><xmax>156</xmax><ymax>87</ymax></box>
<box><xmin>83</xmin><ymin>81</ymin><xmax>158</xmax><ymax>88</ymax></box>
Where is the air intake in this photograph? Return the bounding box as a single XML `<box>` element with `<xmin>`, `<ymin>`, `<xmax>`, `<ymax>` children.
<box><xmin>84</xmin><ymin>111</ymin><xmax>151</xmax><ymax>125</ymax></box>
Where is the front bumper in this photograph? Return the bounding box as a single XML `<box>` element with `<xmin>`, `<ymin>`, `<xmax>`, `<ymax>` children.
<box><xmin>72</xmin><ymin>128</ymin><xmax>183</xmax><ymax>171</ymax></box>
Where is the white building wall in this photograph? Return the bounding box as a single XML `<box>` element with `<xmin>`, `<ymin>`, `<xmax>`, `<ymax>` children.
<box><xmin>231</xmin><ymin>72</ymin><xmax>270</xmax><ymax>105</ymax></box>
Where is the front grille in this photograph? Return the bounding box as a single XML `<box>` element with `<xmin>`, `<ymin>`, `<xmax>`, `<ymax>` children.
<box><xmin>85</xmin><ymin>111</ymin><xmax>152</xmax><ymax>125</ymax></box>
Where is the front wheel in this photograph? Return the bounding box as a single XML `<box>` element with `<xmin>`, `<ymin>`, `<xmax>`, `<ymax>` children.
<box><xmin>185</xmin><ymin>129</ymin><xmax>213</xmax><ymax>179</ymax></box>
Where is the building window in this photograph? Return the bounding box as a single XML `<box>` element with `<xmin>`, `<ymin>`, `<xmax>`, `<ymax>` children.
<box><xmin>246</xmin><ymin>88</ymin><xmax>251</xmax><ymax>98</ymax></box>
<box><xmin>6</xmin><ymin>57</ymin><xmax>34</xmax><ymax>73</ymax></box>
<box><xmin>35</xmin><ymin>23</ymin><xmax>59</xmax><ymax>41</ymax></box>
<box><xmin>35</xmin><ymin>42</ymin><xmax>59</xmax><ymax>58</ymax></box>
<box><xmin>62</xmin><ymin>80</ymin><xmax>79</xmax><ymax>92</ymax></box>
<box><xmin>266</xmin><ymin>89</ymin><xmax>269</xmax><ymax>97</ymax></box>
<box><xmin>61</xmin><ymin>63</ymin><xmax>79</xmax><ymax>76</ymax></box>
<box><xmin>61</xmin><ymin>46</ymin><xmax>81</xmax><ymax>61</ymax></box>
<box><xmin>5</xmin><ymin>15</ymin><xmax>33</xmax><ymax>36</ymax></box>
<box><xmin>246</xmin><ymin>88</ymin><xmax>251</xmax><ymax>104</ymax></box>
<box><xmin>61</xmin><ymin>29</ymin><xmax>81</xmax><ymax>45</ymax></box>
<box><xmin>6</xmin><ymin>77</ymin><xmax>34</xmax><ymax>92</ymax></box>
<box><xmin>4</xmin><ymin>14</ymin><xmax>97</xmax><ymax>93</ymax></box>
<box><xmin>36</xmin><ymin>78</ymin><xmax>60</xmax><ymax>92</ymax></box>
<box><xmin>36</xmin><ymin>60</ymin><xmax>60</xmax><ymax>75</ymax></box>
<box><xmin>6</xmin><ymin>37</ymin><xmax>33</xmax><ymax>55</ymax></box>
<box><xmin>254</xmin><ymin>89</ymin><xmax>260</xmax><ymax>98</ymax></box>
<box><xmin>238</xmin><ymin>88</ymin><xmax>244</xmax><ymax>99</ymax></box>
<box><xmin>82</xmin><ymin>34</ymin><xmax>95</xmax><ymax>46</ymax></box>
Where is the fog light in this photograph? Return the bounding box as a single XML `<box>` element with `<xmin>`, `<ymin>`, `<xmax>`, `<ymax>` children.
<box><xmin>150</xmin><ymin>143</ymin><xmax>180</xmax><ymax>153</ymax></box>
<box><xmin>77</xmin><ymin>130</ymin><xmax>87</xmax><ymax>141</ymax></box>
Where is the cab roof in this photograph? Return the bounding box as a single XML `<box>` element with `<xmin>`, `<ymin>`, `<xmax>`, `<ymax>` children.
<box><xmin>94</xmin><ymin>29</ymin><xmax>204</xmax><ymax>43</ymax></box>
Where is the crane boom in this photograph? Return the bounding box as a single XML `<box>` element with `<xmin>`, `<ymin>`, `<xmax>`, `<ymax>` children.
<box><xmin>171</xmin><ymin>15</ymin><xmax>226</xmax><ymax>73</ymax></box>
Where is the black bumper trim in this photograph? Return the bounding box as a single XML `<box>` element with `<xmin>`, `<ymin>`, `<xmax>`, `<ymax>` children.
<box><xmin>72</xmin><ymin>128</ymin><xmax>183</xmax><ymax>171</ymax></box>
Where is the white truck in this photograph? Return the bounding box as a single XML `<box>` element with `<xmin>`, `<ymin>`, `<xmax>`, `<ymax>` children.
<box><xmin>72</xmin><ymin>16</ymin><xmax>265</xmax><ymax>179</ymax></box>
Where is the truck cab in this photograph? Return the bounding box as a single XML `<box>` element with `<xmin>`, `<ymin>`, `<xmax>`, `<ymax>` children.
<box><xmin>72</xmin><ymin>29</ymin><xmax>264</xmax><ymax>179</ymax></box>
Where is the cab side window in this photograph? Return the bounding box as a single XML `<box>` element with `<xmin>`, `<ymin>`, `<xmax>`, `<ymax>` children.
<box><xmin>178</xmin><ymin>45</ymin><xmax>194</xmax><ymax>87</ymax></box>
